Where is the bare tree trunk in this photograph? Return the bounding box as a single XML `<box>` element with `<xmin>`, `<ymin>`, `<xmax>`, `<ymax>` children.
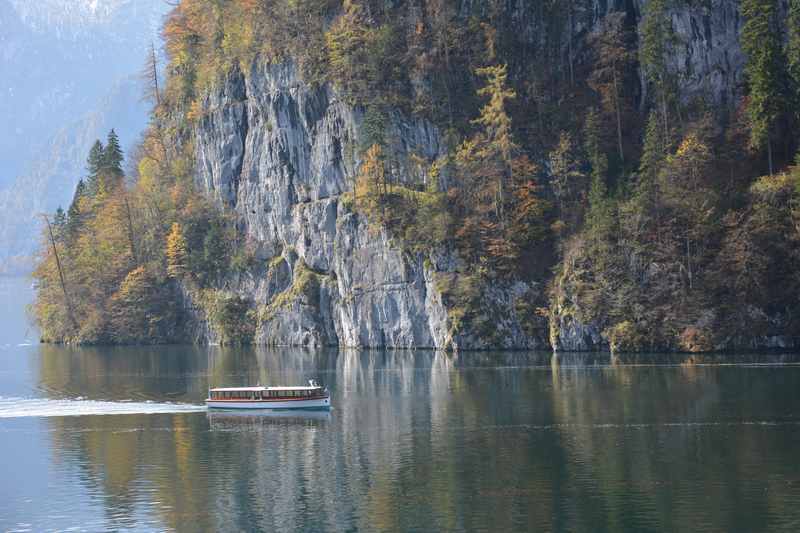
<box><xmin>42</xmin><ymin>215</ymin><xmax>77</xmax><ymax>331</ymax></box>
<box><xmin>686</xmin><ymin>234</ymin><xmax>692</xmax><ymax>291</ymax></box>
<box><xmin>442</xmin><ymin>36</ymin><xmax>455</xmax><ymax>130</ymax></box>
<box><xmin>613</xmin><ymin>70</ymin><xmax>624</xmax><ymax>164</ymax></box>
<box><xmin>149</xmin><ymin>42</ymin><xmax>161</xmax><ymax>107</ymax></box>
<box><xmin>124</xmin><ymin>196</ymin><xmax>138</xmax><ymax>265</ymax></box>
<box><xmin>767</xmin><ymin>135</ymin><xmax>774</xmax><ymax>177</ymax></box>
<box><xmin>568</xmin><ymin>1</ymin><xmax>575</xmax><ymax>86</ymax></box>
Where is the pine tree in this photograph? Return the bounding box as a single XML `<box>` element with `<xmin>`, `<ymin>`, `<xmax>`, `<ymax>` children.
<box><xmin>588</xmin><ymin>13</ymin><xmax>635</xmax><ymax>166</ymax></box>
<box><xmin>584</xmin><ymin>109</ymin><xmax>613</xmax><ymax>239</ymax></box>
<box><xmin>66</xmin><ymin>179</ymin><xmax>87</xmax><ymax>239</ymax></box>
<box><xmin>53</xmin><ymin>207</ymin><xmax>66</xmax><ymax>228</ymax></box>
<box><xmin>103</xmin><ymin>129</ymin><xmax>124</xmax><ymax>177</ymax></box>
<box><xmin>548</xmin><ymin>131</ymin><xmax>587</xmax><ymax>229</ymax></box>
<box><xmin>639</xmin><ymin>110</ymin><xmax>668</xmax><ymax>188</ymax></box>
<box><xmin>788</xmin><ymin>0</ymin><xmax>800</xmax><ymax>116</ymax></box>
<box><xmin>583</xmin><ymin>107</ymin><xmax>608</xmax><ymax>185</ymax></box>
<box><xmin>640</xmin><ymin>0</ymin><xmax>676</xmax><ymax>139</ymax></box>
<box><xmin>740</xmin><ymin>0</ymin><xmax>791</xmax><ymax>175</ymax></box>
<box><xmin>86</xmin><ymin>140</ymin><xmax>105</xmax><ymax>196</ymax></box>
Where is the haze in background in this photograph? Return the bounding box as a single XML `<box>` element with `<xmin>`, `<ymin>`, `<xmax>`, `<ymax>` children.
<box><xmin>0</xmin><ymin>0</ymin><xmax>171</xmax><ymax>273</ymax></box>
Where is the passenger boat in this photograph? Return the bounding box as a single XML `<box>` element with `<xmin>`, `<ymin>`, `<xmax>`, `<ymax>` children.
<box><xmin>205</xmin><ymin>380</ymin><xmax>331</xmax><ymax>410</ymax></box>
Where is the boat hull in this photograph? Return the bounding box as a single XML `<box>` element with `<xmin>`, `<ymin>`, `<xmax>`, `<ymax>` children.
<box><xmin>205</xmin><ymin>397</ymin><xmax>331</xmax><ymax>410</ymax></box>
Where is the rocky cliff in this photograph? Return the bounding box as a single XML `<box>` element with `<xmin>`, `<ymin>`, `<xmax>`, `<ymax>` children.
<box><xmin>176</xmin><ymin>0</ymin><xmax>795</xmax><ymax>353</ymax></box>
<box><xmin>188</xmin><ymin>62</ymin><xmax>547</xmax><ymax>350</ymax></box>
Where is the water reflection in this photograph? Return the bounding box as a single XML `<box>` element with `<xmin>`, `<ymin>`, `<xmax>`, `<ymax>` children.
<box><xmin>0</xmin><ymin>344</ymin><xmax>799</xmax><ymax>531</ymax></box>
<box><xmin>207</xmin><ymin>410</ymin><xmax>332</xmax><ymax>429</ymax></box>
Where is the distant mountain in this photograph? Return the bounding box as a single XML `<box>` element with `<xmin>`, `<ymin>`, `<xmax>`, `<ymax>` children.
<box><xmin>0</xmin><ymin>0</ymin><xmax>170</xmax><ymax>272</ymax></box>
<box><xmin>0</xmin><ymin>78</ymin><xmax>150</xmax><ymax>272</ymax></box>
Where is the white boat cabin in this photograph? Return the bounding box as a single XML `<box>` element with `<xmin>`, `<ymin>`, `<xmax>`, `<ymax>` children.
<box><xmin>208</xmin><ymin>386</ymin><xmax>326</xmax><ymax>400</ymax></box>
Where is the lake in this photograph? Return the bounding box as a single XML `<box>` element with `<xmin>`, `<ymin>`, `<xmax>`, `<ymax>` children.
<box><xmin>1</xmin><ymin>277</ymin><xmax>800</xmax><ymax>531</ymax></box>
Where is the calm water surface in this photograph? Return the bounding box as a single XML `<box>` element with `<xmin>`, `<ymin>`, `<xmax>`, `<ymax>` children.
<box><xmin>1</xmin><ymin>277</ymin><xmax>800</xmax><ymax>531</ymax></box>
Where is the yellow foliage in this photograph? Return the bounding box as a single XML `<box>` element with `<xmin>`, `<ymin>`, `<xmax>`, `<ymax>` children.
<box><xmin>675</xmin><ymin>133</ymin><xmax>711</xmax><ymax>161</ymax></box>
<box><xmin>166</xmin><ymin>223</ymin><xmax>189</xmax><ymax>279</ymax></box>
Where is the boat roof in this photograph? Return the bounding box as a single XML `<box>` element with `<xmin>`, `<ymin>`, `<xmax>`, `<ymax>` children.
<box><xmin>209</xmin><ymin>385</ymin><xmax>322</xmax><ymax>392</ymax></box>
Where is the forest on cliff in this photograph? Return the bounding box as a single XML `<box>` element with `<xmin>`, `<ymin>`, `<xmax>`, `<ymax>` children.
<box><xmin>32</xmin><ymin>0</ymin><xmax>800</xmax><ymax>351</ymax></box>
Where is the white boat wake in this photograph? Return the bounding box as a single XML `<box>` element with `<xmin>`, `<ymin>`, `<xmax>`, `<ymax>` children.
<box><xmin>0</xmin><ymin>396</ymin><xmax>206</xmax><ymax>418</ymax></box>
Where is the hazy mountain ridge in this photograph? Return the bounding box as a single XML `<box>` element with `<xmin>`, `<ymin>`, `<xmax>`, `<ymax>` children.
<box><xmin>0</xmin><ymin>0</ymin><xmax>170</xmax><ymax>273</ymax></box>
<box><xmin>8</xmin><ymin>0</ymin><xmax>156</xmax><ymax>39</ymax></box>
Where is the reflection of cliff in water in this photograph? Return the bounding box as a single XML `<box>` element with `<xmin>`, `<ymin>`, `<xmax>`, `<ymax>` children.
<box><xmin>206</xmin><ymin>346</ymin><xmax>339</xmax><ymax>390</ymax></box>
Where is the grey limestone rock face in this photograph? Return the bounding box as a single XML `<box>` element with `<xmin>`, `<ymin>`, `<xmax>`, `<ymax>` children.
<box><xmin>190</xmin><ymin>61</ymin><xmax>541</xmax><ymax>350</ymax></box>
<box><xmin>583</xmin><ymin>0</ymin><xmax>745</xmax><ymax>106</ymax></box>
<box><xmin>550</xmin><ymin>312</ymin><xmax>606</xmax><ymax>353</ymax></box>
<box><xmin>648</xmin><ymin>0</ymin><xmax>745</xmax><ymax>107</ymax></box>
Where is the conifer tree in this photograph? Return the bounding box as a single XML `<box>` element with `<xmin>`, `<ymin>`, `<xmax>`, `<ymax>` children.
<box><xmin>639</xmin><ymin>110</ymin><xmax>668</xmax><ymax>187</ymax></box>
<box><xmin>548</xmin><ymin>132</ymin><xmax>586</xmax><ymax>228</ymax></box>
<box><xmin>583</xmin><ymin>107</ymin><xmax>608</xmax><ymax>185</ymax></box>
<box><xmin>583</xmin><ymin>109</ymin><xmax>613</xmax><ymax>239</ymax></box>
<box><xmin>640</xmin><ymin>0</ymin><xmax>676</xmax><ymax>138</ymax></box>
<box><xmin>53</xmin><ymin>207</ymin><xmax>66</xmax><ymax>228</ymax></box>
<box><xmin>740</xmin><ymin>0</ymin><xmax>790</xmax><ymax>175</ymax></box>
<box><xmin>86</xmin><ymin>140</ymin><xmax>105</xmax><ymax>196</ymax></box>
<box><xmin>788</xmin><ymin>0</ymin><xmax>800</xmax><ymax>115</ymax></box>
<box><xmin>66</xmin><ymin>179</ymin><xmax>87</xmax><ymax>239</ymax></box>
<box><xmin>103</xmin><ymin>129</ymin><xmax>124</xmax><ymax>179</ymax></box>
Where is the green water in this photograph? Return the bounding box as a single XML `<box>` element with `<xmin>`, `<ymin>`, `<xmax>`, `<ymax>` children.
<box><xmin>1</xmin><ymin>278</ymin><xmax>800</xmax><ymax>532</ymax></box>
